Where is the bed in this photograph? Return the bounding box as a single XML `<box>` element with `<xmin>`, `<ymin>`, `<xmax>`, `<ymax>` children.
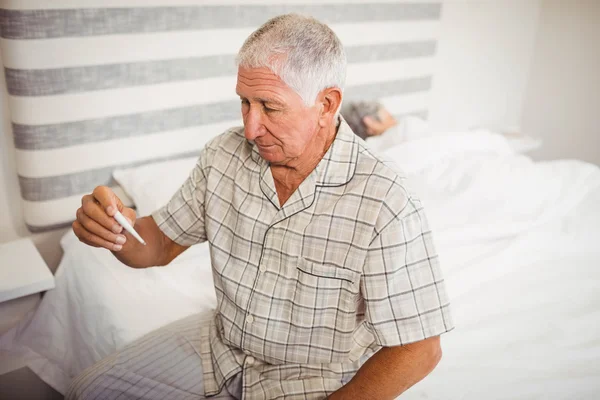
<box><xmin>2</xmin><ymin>128</ymin><xmax>600</xmax><ymax>399</ymax></box>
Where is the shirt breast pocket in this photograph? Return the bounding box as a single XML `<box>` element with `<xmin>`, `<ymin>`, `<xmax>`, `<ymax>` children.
<box><xmin>293</xmin><ymin>258</ymin><xmax>360</xmax><ymax>320</ymax></box>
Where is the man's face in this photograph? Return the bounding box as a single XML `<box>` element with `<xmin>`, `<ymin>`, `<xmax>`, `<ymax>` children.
<box><xmin>236</xmin><ymin>66</ymin><xmax>321</xmax><ymax>166</ymax></box>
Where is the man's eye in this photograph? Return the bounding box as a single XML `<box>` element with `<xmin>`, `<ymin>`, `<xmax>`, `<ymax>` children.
<box><xmin>263</xmin><ymin>104</ymin><xmax>280</xmax><ymax>113</ymax></box>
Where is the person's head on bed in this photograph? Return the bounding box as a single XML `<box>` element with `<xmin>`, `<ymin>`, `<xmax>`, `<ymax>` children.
<box><xmin>235</xmin><ymin>14</ymin><xmax>345</xmax><ymax>165</ymax></box>
<box><xmin>341</xmin><ymin>101</ymin><xmax>398</xmax><ymax>140</ymax></box>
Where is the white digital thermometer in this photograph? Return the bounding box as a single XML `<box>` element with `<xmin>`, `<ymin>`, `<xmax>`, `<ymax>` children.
<box><xmin>114</xmin><ymin>210</ymin><xmax>146</xmax><ymax>245</ymax></box>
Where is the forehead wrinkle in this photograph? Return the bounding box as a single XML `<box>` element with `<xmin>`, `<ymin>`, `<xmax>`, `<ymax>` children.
<box><xmin>236</xmin><ymin>80</ymin><xmax>288</xmax><ymax>106</ymax></box>
<box><xmin>237</xmin><ymin>67</ymin><xmax>286</xmax><ymax>87</ymax></box>
<box><xmin>238</xmin><ymin>75</ymin><xmax>285</xmax><ymax>91</ymax></box>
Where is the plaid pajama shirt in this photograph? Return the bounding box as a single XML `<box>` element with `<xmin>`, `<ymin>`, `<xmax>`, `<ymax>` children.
<box><xmin>151</xmin><ymin>118</ymin><xmax>454</xmax><ymax>399</ymax></box>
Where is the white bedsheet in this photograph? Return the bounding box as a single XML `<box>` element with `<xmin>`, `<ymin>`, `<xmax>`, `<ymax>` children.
<box><xmin>2</xmin><ymin>131</ymin><xmax>599</xmax><ymax>398</ymax></box>
<box><xmin>404</xmin><ymin>181</ymin><xmax>600</xmax><ymax>399</ymax></box>
<box><xmin>1</xmin><ymin>237</ymin><xmax>217</xmax><ymax>394</ymax></box>
<box><xmin>388</xmin><ymin>131</ymin><xmax>600</xmax><ymax>399</ymax></box>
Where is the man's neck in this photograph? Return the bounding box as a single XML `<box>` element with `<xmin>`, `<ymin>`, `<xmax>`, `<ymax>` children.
<box><xmin>271</xmin><ymin>122</ymin><xmax>337</xmax><ymax>206</ymax></box>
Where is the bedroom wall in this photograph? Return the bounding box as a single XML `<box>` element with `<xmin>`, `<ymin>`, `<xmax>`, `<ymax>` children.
<box><xmin>429</xmin><ymin>0</ymin><xmax>541</xmax><ymax>132</ymax></box>
<box><xmin>521</xmin><ymin>0</ymin><xmax>600</xmax><ymax>166</ymax></box>
<box><xmin>0</xmin><ymin>0</ymin><xmax>543</xmax><ymax>270</ymax></box>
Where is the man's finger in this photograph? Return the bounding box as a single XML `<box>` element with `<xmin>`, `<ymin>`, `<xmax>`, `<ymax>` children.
<box><xmin>81</xmin><ymin>197</ymin><xmax>122</xmax><ymax>234</ymax></box>
<box><xmin>77</xmin><ymin>208</ymin><xmax>127</xmax><ymax>246</ymax></box>
<box><xmin>92</xmin><ymin>186</ymin><xmax>123</xmax><ymax>217</ymax></box>
<box><xmin>73</xmin><ymin>220</ymin><xmax>124</xmax><ymax>251</ymax></box>
<box><xmin>72</xmin><ymin>221</ymin><xmax>99</xmax><ymax>248</ymax></box>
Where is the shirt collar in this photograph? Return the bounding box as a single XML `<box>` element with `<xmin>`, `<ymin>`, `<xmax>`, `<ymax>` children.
<box><xmin>250</xmin><ymin>116</ymin><xmax>359</xmax><ymax>187</ymax></box>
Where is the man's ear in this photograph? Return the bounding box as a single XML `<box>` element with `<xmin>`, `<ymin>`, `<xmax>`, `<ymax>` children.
<box><xmin>317</xmin><ymin>87</ymin><xmax>342</xmax><ymax>127</ymax></box>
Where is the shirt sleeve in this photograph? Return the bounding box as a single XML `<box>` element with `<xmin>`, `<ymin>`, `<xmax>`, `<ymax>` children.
<box><xmin>361</xmin><ymin>196</ymin><xmax>454</xmax><ymax>346</ymax></box>
<box><xmin>151</xmin><ymin>148</ymin><xmax>209</xmax><ymax>247</ymax></box>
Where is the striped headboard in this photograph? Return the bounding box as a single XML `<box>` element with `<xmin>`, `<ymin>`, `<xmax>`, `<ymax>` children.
<box><xmin>0</xmin><ymin>0</ymin><xmax>442</xmax><ymax>232</ymax></box>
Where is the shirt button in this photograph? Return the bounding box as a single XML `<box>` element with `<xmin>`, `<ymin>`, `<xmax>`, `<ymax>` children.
<box><xmin>246</xmin><ymin>356</ymin><xmax>255</xmax><ymax>366</ymax></box>
<box><xmin>259</xmin><ymin>265</ymin><xmax>266</xmax><ymax>273</ymax></box>
<box><xmin>246</xmin><ymin>314</ymin><xmax>254</xmax><ymax>324</ymax></box>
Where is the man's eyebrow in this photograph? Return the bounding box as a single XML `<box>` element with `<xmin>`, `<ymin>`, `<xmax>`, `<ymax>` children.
<box><xmin>260</xmin><ymin>98</ymin><xmax>285</xmax><ymax>106</ymax></box>
<box><xmin>236</xmin><ymin>94</ymin><xmax>284</xmax><ymax>106</ymax></box>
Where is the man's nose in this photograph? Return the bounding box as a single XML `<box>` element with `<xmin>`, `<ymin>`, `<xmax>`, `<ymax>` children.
<box><xmin>243</xmin><ymin>106</ymin><xmax>266</xmax><ymax>141</ymax></box>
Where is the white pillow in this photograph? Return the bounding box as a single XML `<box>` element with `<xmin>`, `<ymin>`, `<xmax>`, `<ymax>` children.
<box><xmin>113</xmin><ymin>156</ymin><xmax>199</xmax><ymax>216</ymax></box>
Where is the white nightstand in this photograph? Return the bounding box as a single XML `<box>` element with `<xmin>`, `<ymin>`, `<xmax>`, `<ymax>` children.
<box><xmin>0</xmin><ymin>238</ymin><xmax>55</xmax><ymax>335</ymax></box>
<box><xmin>0</xmin><ymin>238</ymin><xmax>55</xmax><ymax>303</ymax></box>
<box><xmin>0</xmin><ymin>239</ymin><xmax>55</xmax><ymax>375</ymax></box>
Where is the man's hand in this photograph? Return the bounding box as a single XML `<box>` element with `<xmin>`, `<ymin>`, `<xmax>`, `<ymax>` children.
<box><xmin>73</xmin><ymin>186</ymin><xmax>136</xmax><ymax>252</ymax></box>
<box><xmin>73</xmin><ymin>185</ymin><xmax>189</xmax><ymax>269</ymax></box>
<box><xmin>328</xmin><ymin>336</ymin><xmax>442</xmax><ymax>400</ymax></box>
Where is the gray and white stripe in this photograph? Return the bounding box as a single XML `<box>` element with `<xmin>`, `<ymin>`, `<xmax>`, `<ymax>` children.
<box><xmin>1</xmin><ymin>3</ymin><xmax>441</xmax><ymax>39</ymax></box>
<box><xmin>5</xmin><ymin>41</ymin><xmax>435</xmax><ymax>96</ymax></box>
<box><xmin>0</xmin><ymin>0</ymin><xmax>443</xmax><ymax>231</ymax></box>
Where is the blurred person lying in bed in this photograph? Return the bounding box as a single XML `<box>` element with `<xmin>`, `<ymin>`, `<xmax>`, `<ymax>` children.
<box><xmin>68</xmin><ymin>13</ymin><xmax>453</xmax><ymax>400</ymax></box>
<box><xmin>341</xmin><ymin>101</ymin><xmax>397</xmax><ymax>140</ymax></box>
<box><xmin>341</xmin><ymin>101</ymin><xmax>431</xmax><ymax>150</ymax></box>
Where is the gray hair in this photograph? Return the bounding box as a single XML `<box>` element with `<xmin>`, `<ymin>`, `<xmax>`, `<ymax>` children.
<box><xmin>341</xmin><ymin>101</ymin><xmax>382</xmax><ymax>140</ymax></box>
<box><xmin>236</xmin><ymin>14</ymin><xmax>347</xmax><ymax>109</ymax></box>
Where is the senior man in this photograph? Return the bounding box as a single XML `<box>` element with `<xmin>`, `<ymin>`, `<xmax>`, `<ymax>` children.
<box><xmin>68</xmin><ymin>14</ymin><xmax>453</xmax><ymax>400</ymax></box>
